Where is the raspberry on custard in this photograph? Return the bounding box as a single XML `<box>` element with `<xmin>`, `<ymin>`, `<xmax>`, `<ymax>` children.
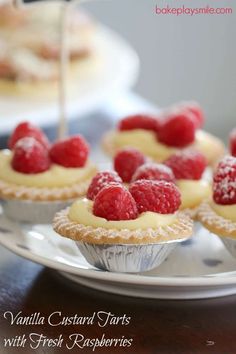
<box><xmin>93</xmin><ymin>184</ymin><xmax>138</xmax><ymax>221</ymax></box>
<box><xmin>229</xmin><ymin>128</ymin><xmax>236</xmax><ymax>157</ymax></box>
<box><xmin>164</xmin><ymin>150</ymin><xmax>207</xmax><ymax>180</ymax></box>
<box><xmin>87</xmin><ymin>171</ymin><xmax>122</xmax><ymax>200</ymax></box>
<box><xmin>213</xmin><ymin>155</ymin><xmax>236</xmax><ymax>205</ymax></box>
<box><xmin>114</xmin><ymin>148</ymin><xmax>146</xmax><ymax>183</ymax></box>
<box><xmin>11</xmin><ymin>137</ymin><xmax>51</xmax><ymax>174</ymax></box>
<box><xmin>8</xmin><ymin>121</ymin><xmax>50</xmax><ymax>150</ymax></box>
<box><xmin>132</xmin><ymin>162</ymin><xmax>175</xmax><ymax>183</ymax></box>
<box><xmin>129</xmin><ymin>180</ymin><xmax>181</xmax><ymax>214</ymax></box>
<box><xmin>50</xmin><ymin>135</ymin><xmax>89</xmax><ymax>168</ymax></box>
<box><xmin>157</xmin><ymin>111</ymin><xmax>196</xmax><ymax>148</ymax></box>
<box><xmin>173</xmin><ymin>101</ymin><xmax>205</xmax><ymax>129</ymax></box>
<box><xmin>118</xmin><ymin>114</ymin><xmax>161</xmax><ymax>133</ymax></box>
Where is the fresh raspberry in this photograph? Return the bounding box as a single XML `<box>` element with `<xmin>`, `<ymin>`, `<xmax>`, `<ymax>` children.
<box><xmin>164</xmin><ymin>150</ymin><xmax>207</xmax><ymax>180</ymax></box>
<box><xmin>8</xmin><ymin>121</ymin><xmax>50</xmax><ymax>150</ymax></box>
<box><xmin>129</xmin><ymin>180</ymin><xmax>181</xmax><ymax>214</ymax></box>
<box><xmin>158</xmin><ymin>112</ymin><xmax>196</xmax><ymax>147</ymax></box>
<box><xmin>132</xmin><ymin>162</ymin><xmax>175</xmax><ymax>183</ymax></box>
<box><xmin>11</xmin><ymin>137</ymin><xmax>51</xmax><ymax>174</ymax></box>
<box><xmin>118</xmin><ymin>114</ymin><xmax>161</xmax><ymax>133</ymax></box>
<box><xmin>229</xmin><ymin>128</ymin><xmax>236</xmax><ymax>157</ymax></box>
<box><xmin>174</xmin><ymin>101</ymin><xmax>205</xmax><ymax>129</ymax></box>
<box><xmin>49</xmin><ymin>135</ymin><xmax>89</xmax><ymax>168</ymax></box>
<box><xmin>213</xmin><ymin>156</ymin><xmax>236</xmax><ymax>205</ymax></box>
<box><xmin>93</xmin><ymin>184</ymin><xmax>138</xmax><ymax>221</ymax></box>
<box><xmin>114</xmin><ymin>148</ymin><xmax>146</xmax><ymax>183</ymax></box>
<box><xmin>87</xmin><ymin>171</ymin><xmax>122</xmax><ymax>200</ymax></box>
<box><xmin>185</xmin><ymin>103</ymin><xmax>204</xmax><ymax>129</ymax></box>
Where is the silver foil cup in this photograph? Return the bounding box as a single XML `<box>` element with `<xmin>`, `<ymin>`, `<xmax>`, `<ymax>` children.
<box><xmin>76</xmin><ymin>239</ymin><xmax>184</xmax><ymax>273</ymax></box>
<box><xmin>2</xmin><ymin>199</ymin><xmax>73</xmax><ymax>224</ymax></box>
<box><xmin>220</xmin><ymin>236</ymin><xmax>236</xmax><ymax>258</ymax></box>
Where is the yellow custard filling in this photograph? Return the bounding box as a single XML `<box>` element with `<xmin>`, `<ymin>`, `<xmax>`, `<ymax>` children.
<box><xmin>211</xmin><ymin>200</ymin><xmax>236</xmax><ymax>222</ymax></box>
<box><xmin>0</xmin><ymin>150</ymin><xmax>96</xmax><ymax>188</ymax></box>
<box><xmin>192</xmin><ymin>130</ymin><xmax>225</xmax><ymax>164</ymax></box>
<box><xmin>113</xmin><ymin>129</ymin><xmax>176</xmax><ymax>160</ymax></box>
<box><xmin>177</xmin><ymin>180</ymin><xmax>211</xmax><ymax>209</ymax></box>
<box><xmin>69</xmin><ymin>198</ymin><xmax>177</xmax><ymax>230</ymax></box>
<box><xmin>112</xmin><ymin>129</ymin><xmax>224</xmax><ymax>163</ymax></box>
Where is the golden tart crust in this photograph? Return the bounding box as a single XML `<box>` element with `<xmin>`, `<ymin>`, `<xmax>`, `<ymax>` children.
<box><xmin>198</xmin><ymin>202</ymin><xmax>236</xmax><ymax>238</ymax></box>
<box><xmin>180</xmin><ymin>206</ymin><xmax>200</xmax><ymax>220</ymax></box>
<box><xmin>0</xmin><ymin>177</ymin><xmax>92</xmax><ymax>201</ymax></box>
<box><xmin>53</xmin><ymin>208</ymin><xmax>193</xmax><ymax>245</ymax></box>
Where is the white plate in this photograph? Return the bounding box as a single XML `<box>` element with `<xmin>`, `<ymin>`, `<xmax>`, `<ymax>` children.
<box><xmin>1</xmin><ymin>211</ymin><xmax>236</xmax><ymax>299</ymax></box>
<box><xmin>0</xmin><ymin>25</ymin><xmax>139</xmax><ymax>135</ymax></box>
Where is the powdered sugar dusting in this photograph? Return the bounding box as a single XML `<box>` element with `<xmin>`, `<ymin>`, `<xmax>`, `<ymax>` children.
<box><xmin>135</xmin><ymin>162</ymin><xmax>172</xmax><ymax>175</ymax></box>
<box><xmin>132</xmin><ymin>162</ymin><xmax>175</xmax><ymax>182</ymax></box>
<box><xmin>164</xmin><ymin>149</ymin><xmax>207</xmax><ymax>180</ymax></box>
<box><xmin>0</xmin><ymin>176</ymin><xmax>91</xmax><ymax>201</ymax></box>
<box><xmin>213</xmin><ymin>155</ymin><xmax>236</xmax><ymax>204</ymax></box>
<box><xmin>14</xmin><ymin>137</ymin><xmax>41</xmax><ymax>160</ymax></box>
<box><xmin>15</xmin><ymin>137</ymin><xmax>37</xmax><ymax>151</ymax></box>
<box><xmin>87</xmin><ymin>171</ymin><xmax>122</xmax><ymax>200</ymax></box>
<box><xmin>53</xmin><ymin>208</ymin><xmax>193</xmax><ymax>244</ymax></box>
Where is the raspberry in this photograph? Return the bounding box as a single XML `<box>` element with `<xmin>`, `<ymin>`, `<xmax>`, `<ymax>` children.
<box><xmin>87</xmin><ymin>171</ymin><xmax>122</xmax><ymax>200</ymax></box>
<box><xmin>229</xmin><ymin>128</ymin><xmax>236</xmax><ymax>157</ymax></box>
<box><xmin>11</xmin><ymin>137</ymin><xmax>51</xmax><ymax>174</ymax></box>
<box><xmin>49</xmin><ymin>135</ymin><xmax>89</xmax><ymax>168</ymax></box>
<box><xmin>213</xmin><ymin>156</ymin><xmax>236</xmax><ymax>205</ymax></box>
<box><xmin>129</xmin><ymin>180</ymin><xmax>181</xmax><ymax>214</ymax></box>
<box><xmin>132</xmin><ymin>162</ymin><xmax>175</xmax><ymax>183</ymax></box>
<box><xmin>158</xmin><ymin>112</ymin><xmax>196</xmax><ymax>147</ymax></box>
<box><xmin>114</xmin><ymin>148</ymin><xmax>146</xmax><ymax>183</ymax></box>
<box><xmin>185</xmin><ymin>103</ymin><xmax>204</xmax><ymax>129</ymax></box>
<box><xmin>8</xmin><ymin>121</ymin><xmax>50</xmax><ymax>150</ymax></box>
<box><xmin>93</xmin><ymin>184</ymin><xmax>138</xmax><ymax>221</ymax></box>
<box><xmin>175</xmin><ymin>101</ymin><xmax>205</xmax><ymax>129</ymax></box>
<box><xmin>118</xmin><ymin>114</ymin><xmax>161</xmax><ymax>133</ymax></box>
<box><xmin>164</xmin><ymin>150</ymin><xmax>207</xmax><ymax>180</ymax></box>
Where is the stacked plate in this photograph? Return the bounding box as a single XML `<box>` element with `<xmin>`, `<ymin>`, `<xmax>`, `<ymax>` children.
<box><xmin>0</xmin><ymin>25</ymin><xmax>139</xmax><ymax>136</ymax></box>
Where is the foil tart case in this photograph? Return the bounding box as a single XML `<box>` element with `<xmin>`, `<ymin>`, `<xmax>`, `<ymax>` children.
<box><xmin>76</xmin><ymin>239</ymin><xmax>186</xmax><ymax>273</ymax></box>
<box><xmin>2</xmin><ymin>199</ymin><xmax>74</xmax><ymax>224</ymax></box>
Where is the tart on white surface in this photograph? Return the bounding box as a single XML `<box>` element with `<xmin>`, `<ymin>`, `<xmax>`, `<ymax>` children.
<box><xmin>199</xmin><ymin>156</ymin><xmax>236</xmax><ymax>238</ymax></box>
<box><xmin>0</xmin><ymin>122</ymin><xmax>97</xmax><ymax>223</ymax></box>
<box><xmin>53</xmin><ymin>174</ymin><xmax>193</xmax><ymax>272</ymax></box>
<box><xmin>198</xmin><ymin>156</ymin><xmax>236</xmax><ymax>258</ymax></box>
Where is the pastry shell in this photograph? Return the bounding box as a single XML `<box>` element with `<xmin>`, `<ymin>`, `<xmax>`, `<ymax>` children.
<box><xmin>53</xmin><ymin>208</ymin><xmax>193</xmax><ymax>245</ymax></box>
<box><xmin>0</xmin><ymin>167</ymin><xmax>96</xmax><ymax>223</ymax></box>
<box><xmin>198</xmin><ymin>202</ymin><xmax>236</xmax><ymax>238</ymax></box>
<box><xmin>181</xmin><ymin>206</ymin><xmax>200</xmax><ymax>220</ymax></box>
<box><xmin>0</xmin><ymin>173</ymin><xmax>95</xmax><ymax>202</ymax></box>
<box><xmin>53</xmin><ymin>208</ymin><xmax>193</xmax><ymax>272</ymax></box>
